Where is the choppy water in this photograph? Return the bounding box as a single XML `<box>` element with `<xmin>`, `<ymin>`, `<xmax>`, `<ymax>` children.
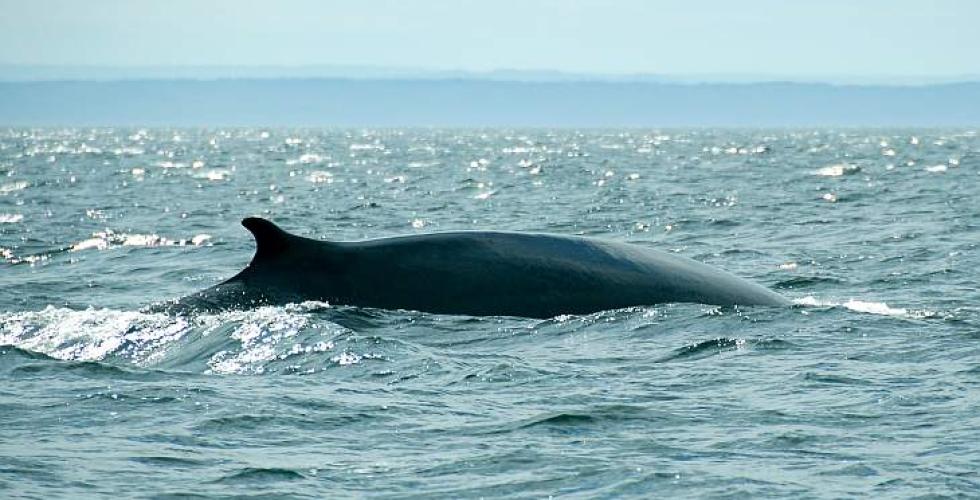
<box><xmin>1</xmin><ymin>128</ymin><xmax>977</xmax><ymax>498</ymax></box>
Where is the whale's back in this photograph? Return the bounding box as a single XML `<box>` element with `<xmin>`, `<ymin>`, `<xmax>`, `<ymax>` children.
<box><xmin>161</xmin><ymin>219</ymin><xmax>788</xmax><ymax>318</ymax></box>
<box><xmin>318</xmin><ymin>230</ymin><xmax>788</xmax><ymax>317</ymax></box>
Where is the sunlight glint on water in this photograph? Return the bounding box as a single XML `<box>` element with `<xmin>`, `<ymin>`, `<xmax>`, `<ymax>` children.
<box><xmin>0</xmin><ymin>128</ymin><xmax>977</xmax><ymax>498</ymax></box>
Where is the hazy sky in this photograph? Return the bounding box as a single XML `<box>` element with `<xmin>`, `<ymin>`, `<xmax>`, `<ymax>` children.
<box><xmin>2</xmin><ymin>0</ymin><xmax>978</xmax><ymax>78</ymax></box>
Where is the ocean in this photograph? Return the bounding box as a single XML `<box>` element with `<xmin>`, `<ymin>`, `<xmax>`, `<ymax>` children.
<box><xmin>1</xmin><ymin>128</ymin><xmax>977</xmax><ymax>498</ymax></box>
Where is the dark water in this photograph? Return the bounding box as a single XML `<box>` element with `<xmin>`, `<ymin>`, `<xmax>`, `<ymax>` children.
<box><xmin>1</xmin><ymin>128</ymin><xmax>977</xmax><ymax>498</ymax></box>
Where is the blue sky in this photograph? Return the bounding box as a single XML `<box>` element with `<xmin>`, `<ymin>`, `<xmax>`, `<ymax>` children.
<box><xmin>1</xmin><ymin>0</ymin><xmax>978</xmax><ymax>79</ymax></box>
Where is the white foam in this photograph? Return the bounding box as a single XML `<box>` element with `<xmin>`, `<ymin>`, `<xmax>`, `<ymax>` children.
<box><xmin>193</xmin><ymin>169</ymin><xmax>230</xmax><ymax>181</ymax></box>
<box><xmin>331</xmin><ymin>351</ymin><xmax>362</xmax><ymax>365</ymax></box>
<box><xmin>814</xmin><ymin>163</ymin><xmax>860</xmax><ymax>177</ymax></box>
<box><xmin>286</xmin><ymin>153</ymin><xmax>324</xmax><ymax>165</ymax></box>
<box><xmin>1</xmin><ymin>301</ymin><xmax>338</xmax><ymax>374</ymax></box>
<box><xmin>71</xmin><ymin>237</ymin><xmax>108</xmax><ymax>252</ymax></box>
<box><xmin>204</xmin><ymin>302</ymin><xmax>335</xmax><ymax>375</ymax></box>
<box><xmin>69</xmin><ymin>230</ymin><xmax>213</xmax><ymax>253</ymax></box>
<box><xmin>0</xmin><ymin>181</ymin><xmax>28</xmax><ymax>194</ymax></box>
<box><xmin>307</xmin><ymin>170</ymin><xmax>333</xmax><ymax>183</ymax></box>
<box><xmin>794</xmin><ymin>296</ymin><xmax>936</xmax><ymax>319</ymax></box>
<box><xmin>0</xmin><ymin>306</ymin><xmax>190</xmax><ymax>363</ymax></box>
<box><xmin>191</xmin><ymin>234</ymin><xmax>212</xmax><ymax>246</ymax></box>
<box><xmin>840</xmin><ymin>299</ymin><xmax>908</xmax><ymax>316</ymax></box>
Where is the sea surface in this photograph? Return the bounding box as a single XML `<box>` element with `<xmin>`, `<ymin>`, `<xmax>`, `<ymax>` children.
<box><xmin>1</xmin><ymin>128</ymin><xmax>977</xmax><ymax>498</ymax></box>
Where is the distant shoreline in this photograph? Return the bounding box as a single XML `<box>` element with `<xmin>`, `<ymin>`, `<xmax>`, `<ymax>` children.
<box><xmin>2</xmin><ymin>78</ymin><xmax>979</xmax><ymax>127</ymax></box>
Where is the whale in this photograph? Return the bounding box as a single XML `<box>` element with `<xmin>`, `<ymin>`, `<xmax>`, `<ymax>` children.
<box><xmin>158</xmin><ymin>217</ymin><xmax>789</xmax><ymax>318</ymax></box>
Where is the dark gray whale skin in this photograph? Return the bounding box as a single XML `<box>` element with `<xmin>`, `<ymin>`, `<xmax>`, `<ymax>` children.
<box><xmin>159</xmin><ymin>217</ymin><xmax>789</xmax><ymax>318</ymax></box>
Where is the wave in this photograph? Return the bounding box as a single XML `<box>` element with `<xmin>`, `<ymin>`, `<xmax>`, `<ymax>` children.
<box><xmin>773</xmin><ymin>276</ymin><xmax>845</xmax><ymax>289</ymax></box>
<box><xmin>479</xmin><ymin>405</ymin><xmax>651</xmax><ymax>434</ymax></box>
<box><xmin>0</xmin><ymin>229</ymin><xmax>213</xmax><ymax>265</ymax></box>
<box><xmin>212</xmin><ymin>467</ymin><xmax>308</xmax><ymax>484</ymax></box>
<box><xmin>0</xmin><ymin>306</ymin><xmax>191</xmax><ymax>362</ymax></box>
<box><xmin>657</xmin><ymin>337</ymin><xmax>795</xmax><ymax>363</ymax></box>
<box><xmin>0</xmin><ymin>302</ymin><xmax>351</xmax><ymax>375</ymax></box>
<box><xmin>1</xmin><ymin>295</ymin><xmax>943</xmax><ymax>378</ymax></box>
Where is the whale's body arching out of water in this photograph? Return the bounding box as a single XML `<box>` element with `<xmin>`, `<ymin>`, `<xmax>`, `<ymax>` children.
<box><xmin>161</xmin><ymin>218</ymin><xmax>789</xmax><ymax>318</ymax></box>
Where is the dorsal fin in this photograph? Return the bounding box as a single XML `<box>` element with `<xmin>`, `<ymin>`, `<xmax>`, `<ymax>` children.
<box><xmin>242</xmin><ymin>217</ymin><xmax>291</xmax><ymax>262</ymax></box>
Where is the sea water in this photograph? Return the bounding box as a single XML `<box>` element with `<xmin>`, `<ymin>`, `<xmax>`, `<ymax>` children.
<box><xmin>1</xmin><ymin>128</ymin><xmax>977</xmax><ymax>497</ymax></box>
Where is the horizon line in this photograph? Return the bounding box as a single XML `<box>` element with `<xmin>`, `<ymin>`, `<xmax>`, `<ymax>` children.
<box><xmin>2</xmin><ymin>63</ymin><xmax>979</xmax><ymax>86</ymax></box>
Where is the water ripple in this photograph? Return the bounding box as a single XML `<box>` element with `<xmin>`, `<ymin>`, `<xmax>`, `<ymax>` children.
<box><xmin>1</xmin><ymin>128</ymin><xmax>977</xmax><ymax>498</ymax></box>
